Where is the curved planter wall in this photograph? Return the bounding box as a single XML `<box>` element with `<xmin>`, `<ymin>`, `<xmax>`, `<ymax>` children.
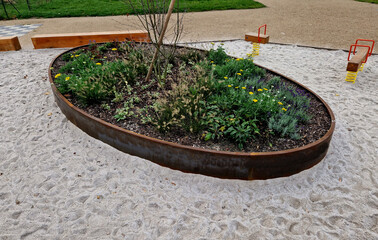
<box><xmin>49</xmin><ymin>46</ymin><xmax>335</xmax><ymax>180</ymax></box>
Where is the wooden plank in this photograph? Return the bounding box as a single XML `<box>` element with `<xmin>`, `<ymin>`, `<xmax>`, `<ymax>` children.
<box><xmin>245</xmin><ymin>32</ymin><xmax>269</xmax><ymax>44</ymax></box>
<box><xmin>31</xmin><ymin>30</ymin><xmax>150</xmax><ymax>49</ymax></box>
<box><xmin>347</xmin><ymin>48</ymin><xmax>369</xmax><ymax>72</ymax></box>
<box><xmin>0</xmin><ymin>36</ymin><xmax>21</xmax><ymax>51</ymax></box>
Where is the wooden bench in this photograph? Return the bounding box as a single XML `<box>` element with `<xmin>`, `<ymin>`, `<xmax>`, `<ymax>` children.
<box><xmin>346</xmin><ymin>47</ymin><xmax>369</xmax><ymax>72</ymax></box>
<box><xmin>0</xmin><ymin>36</ymin><xmax>21</xmax><ymax>51</ymax></box>
<box><xmin>31</xmin><ymin>30</ymin><xmax>150</xmax><ymax>49</ymax></box>
<box><xmin>245</xmin><ymin>32</ymin><xmax>270</xmax><ymax>44</ymax></box>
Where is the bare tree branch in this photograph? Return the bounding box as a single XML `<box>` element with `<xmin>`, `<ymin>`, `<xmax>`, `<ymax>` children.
<box><xmin>125</xmin><ymin>0</ymin><xmax>184</xmax><ymax>82</ymax></box>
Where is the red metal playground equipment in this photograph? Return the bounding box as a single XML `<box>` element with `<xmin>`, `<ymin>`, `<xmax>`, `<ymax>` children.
<box><xmin>245</xmin><ymin>24</ymin><xmax>270</xmax><ymax>57</ymax></box>
<box><xmin>345</xmin><ymin>39</ymin><xmax>375</xmax><ymax>84</ymax></box>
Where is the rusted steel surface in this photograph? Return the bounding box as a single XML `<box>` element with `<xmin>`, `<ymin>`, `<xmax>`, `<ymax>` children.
<box><xmin>49</xmin><ymin>45</ymin><xmax>335</xmax><ymax>180</ymax></box>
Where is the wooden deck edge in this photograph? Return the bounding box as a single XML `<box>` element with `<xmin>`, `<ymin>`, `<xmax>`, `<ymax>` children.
<box><xmin>31</xmin><ymin>31</ymin><xmax>151</xmax><ymax>49</ymax></box>
<box><xmin>0</xmin><ymin>36</ymin><xmax>21</xmax><ymax>51</ymax></box>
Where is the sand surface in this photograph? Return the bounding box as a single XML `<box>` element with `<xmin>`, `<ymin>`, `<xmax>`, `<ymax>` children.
<box><xmin>0</xmin><ymin>42</ymin><xmax>377</xmax><ymax>239</ymax></box>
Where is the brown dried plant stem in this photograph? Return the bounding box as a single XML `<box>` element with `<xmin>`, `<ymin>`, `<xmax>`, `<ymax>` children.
<box><xmin>145</xmin><ymin>0</ymin><xmax>176</xmax><ymax>82</ymax></box>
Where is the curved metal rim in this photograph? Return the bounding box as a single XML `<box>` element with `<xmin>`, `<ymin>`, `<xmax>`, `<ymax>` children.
<box><xmin>48</xmin><ymin>44</ymin><xmax>336</xmax><ymax>179</ymax></box>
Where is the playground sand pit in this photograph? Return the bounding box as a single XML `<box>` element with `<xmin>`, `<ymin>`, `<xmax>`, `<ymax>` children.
<box><xmin>0</xmin><ymin>42</ymin><xmax>377</xmax><ymax>239</ymax></box>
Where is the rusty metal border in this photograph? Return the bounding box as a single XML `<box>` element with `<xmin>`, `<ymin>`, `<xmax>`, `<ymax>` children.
<box><xmin>48</xmin><ymin>44</ymin><xmax>335</xmax><ymax>180</ymax></box>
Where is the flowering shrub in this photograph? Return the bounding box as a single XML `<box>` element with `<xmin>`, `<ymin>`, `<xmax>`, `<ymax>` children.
<box><xmin>153</xmin><ymin>47</ymin><xmax>312</xmax><ymax>149</ymax></box>
<box><xmin>55</xmin><ymin>42</ymin><xmax>148</xmax><ymax>104</ymax></box>
<box><xmin>54</xmin><ymin>43</ymin><xmax>312</xmax><ymax>150</ymax></box>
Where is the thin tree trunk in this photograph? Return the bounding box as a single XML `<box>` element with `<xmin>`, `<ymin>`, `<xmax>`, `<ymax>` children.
<box><xmin>145</xmin><ymin>0</ymin><xmax>176</xmax><ymax>82</ymax></box>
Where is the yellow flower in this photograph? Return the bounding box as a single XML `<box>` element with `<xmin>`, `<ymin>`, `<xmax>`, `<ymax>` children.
<box><xmin>112</xmin><ymin>48</ymin><xmax>117</xmax><ymax>51</ymax></box>
<box><xmin>249</xmin><ymin>92</ymin><xmax>254</xmax><ymax>95</ymax></box>
<box><xmin>253</xmin><ymin>99</ymin><xmax>258</xmax><ymax>102</ymax></box>
<box><xmin>236</xmin><ymin>58</ymin><xmax>241</xmax><ymax>61</ymax></box>
<box><xmin>282</xmin><ymin>108</ymin><xmax>287</xmax><ymax>111</ymax></box>
<box><xmin>228</xmin><ymin>85</ymin><xmax>232</xmax><ymax>87</ymax></box>
<box><xmin>258</xmin><ymin>89</ymin><xmax>263</xmax><ymax>92</ymax></box>
<box><xmin>70</xmin><ymin>55</ymin><xmax>74</xmax><ymax>58</ymax></box>
<box><xmin>96</xmin><ymin>63</ymin><xmax>102</xmax><ymax>66</ymax></box>
<box><xmin>224</xmin><ymin>77</ymin><xmax>228</xmax><ymax>80</ymax></box>
<box><xmin>263</xmin><ymin>88</ymin><xmax>268</xmax><ymax>91</ymax></box>
<box><xmin>240</xmin><ymin>69</ymin><xmax>243</xmax><ymax>72</ymax></box>
<box><xmin>235</xmin><ymin>86</ymin><xmax>239</xmax><ymax>89</ymax></box>
<box><xmin>211</xmin><ymin>61</ymin><xmax>214</xmax><ymax>63</ymax></box>
<box><xmin>237</xmin><ymin>73</ymin><xmax>242</xmax><ymax>76</ymax></box>
<box><xmin>242</xmin><ymin>87</ymin><xmax>246</xmax><ymax>89</ymax></box>
<box><xmin>54</xmin><ymin>73</ymin><xmax>61</xmax><ymax>78</ymax></box>
<box><xmin>65</xmin><ymin>77</ymin><xmax>70</xmax><ymax>81</ymax></box>
<box><xmin>278</xmin><ymin>102</ymin><xmax>283</xmax><ymax>105</ymax></box>
<box><xmin>91</xmin><ymin>58</ymin><xmax>94</xmax><ymax>60</ymax></box>
<box><xmin>211</xmin><ymin>42</ymin><xmax>215</xmax><ymax>45</ymax></box>
<box><xmin>229</xmin><ymin>118</ymin><xmax>234</xmax><ymax>121</ymax></box>
<box><xmin>75</xmin><ymin>55</ymin><xmax>79</xmax><ymax>57</ymax></box>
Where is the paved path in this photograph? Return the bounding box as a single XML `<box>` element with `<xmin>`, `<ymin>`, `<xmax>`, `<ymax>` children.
<box><xmin>0</xmin><ymin>0</ymin><xmax>377</xmax><ymax>52</ymax></box>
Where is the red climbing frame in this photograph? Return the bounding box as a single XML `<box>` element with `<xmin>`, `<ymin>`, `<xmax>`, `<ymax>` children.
<box><xmin>257</xmin><ymin>24</ymin><xmax>267</xmax><ymax>43</ymax></box>
<box><xmin>355</xmin><ymin>39</ymin><xmax>375</xmax><ymax>56</ymax></box>
<box><xmin>348</xmin><ymin>44</ymin><xmax>371</xmax><ymax>63</ymax></box>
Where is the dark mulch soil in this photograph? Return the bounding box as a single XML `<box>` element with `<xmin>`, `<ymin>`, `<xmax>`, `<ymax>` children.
<box><xmin>51</xmin><ymin>43</ymin><xmax>332</xmax><ymax>153</ymax></box>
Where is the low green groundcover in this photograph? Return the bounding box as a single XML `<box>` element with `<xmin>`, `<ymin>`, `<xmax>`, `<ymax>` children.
<box><xmin>356</xmin><ymin>0</ymin><xmax>378</xmax><ymax>4</ymax></box>
<box><xmin>1</xmin><ymin>0</ymin><xmax>264</xmax><ymax>19</ymax></box>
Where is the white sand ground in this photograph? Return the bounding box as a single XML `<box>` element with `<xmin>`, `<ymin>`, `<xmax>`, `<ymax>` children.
<box><xmin>0</xmin><ymin>42</ymin><xmax>377</xmax><ymax>239</ymax></box>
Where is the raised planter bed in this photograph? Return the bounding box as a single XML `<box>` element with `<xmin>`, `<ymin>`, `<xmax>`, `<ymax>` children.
<box><xmin>48</xmin><ymin>44</ymin><xmax>335</xmax><ymax>180</ymax></box>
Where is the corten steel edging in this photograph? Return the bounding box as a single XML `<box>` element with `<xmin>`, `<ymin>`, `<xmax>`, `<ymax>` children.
<box><xmin>48</xmin><ymin>45</ymin><xmax>335</xmax><ymax>180</ymax></box>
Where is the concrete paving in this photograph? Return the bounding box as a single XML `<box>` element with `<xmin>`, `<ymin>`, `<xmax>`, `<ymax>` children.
<box><xmin>0</xmin><ymin>0</ymin><xmax>377</xmax><ymax>52</ymax></box>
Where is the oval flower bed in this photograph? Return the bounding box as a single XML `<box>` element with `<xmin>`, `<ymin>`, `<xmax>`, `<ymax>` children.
<box><xmin>49</xmin><ymin>41</ymin><xmax>335</xmax><ymax>180</ymax></box>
